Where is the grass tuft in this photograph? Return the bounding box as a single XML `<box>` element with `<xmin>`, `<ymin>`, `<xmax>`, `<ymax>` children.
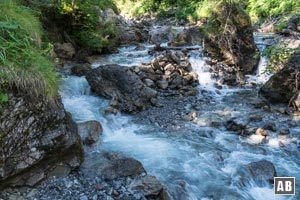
<box><xmin>0</xmin><ymin>0</ymin><xmax>58</xmax><ymax>103</ymax></box>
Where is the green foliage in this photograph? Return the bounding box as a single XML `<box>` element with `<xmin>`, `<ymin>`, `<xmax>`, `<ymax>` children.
<box><xmin>0</xmin><ymin>71</ymin><xmax>8</xmax><ymax>105</ymax></box>
<box><xmin>0</xmin><ymin>93</ymin><xmax>8</xmax><ymax>103</ymax></box>
<box><xmin>22</xmin><ymin>0</ymin><xmax>119</xmax><ymax>53</ymax></box>
<box><xmin>246</xmin><ymin>0</ymin><xmax>300</xmax><ymax>23</ymax></box>
<box><xmin>117</xmin><ymin>0</ymin><xmax>300</xmax><ymax>26</ymax></box>
<box><xmin>201</xmin><ymin>0</ymin><xmax>249</xmax><ymax>41</ymax></box>
<box><xmin>0</xmin><ymin>0</ymin><xmax>58</xmax><ymax>102</ymax></box>
<box><xmin>115</xmin><ymin>0</ymin><xmax>213</xmax><ymax>20</ymax></box>
<box><xmin>262</xmin><ymin>44</ymin><xmax>300</xmax><ymax>73</ymax></box>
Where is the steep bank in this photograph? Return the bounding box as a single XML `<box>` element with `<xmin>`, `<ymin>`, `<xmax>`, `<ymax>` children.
<box><xmin>0</xmin><ymin>93</ymin><xmax>83</xmax><ymax>188</ymax></box>
<box><xmin>0</xmin><ymin>0</ymin><xmax>84</xmax><ymax>189</ymax></box>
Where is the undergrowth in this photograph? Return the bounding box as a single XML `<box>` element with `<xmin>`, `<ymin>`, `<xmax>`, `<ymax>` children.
<box><xmin>246</xmin><ymin>0</ymin><xmax>300</xmax><ymax>22</ymax></box>
<box><xmin>262</xmin><ymin>44</ymin><xmax>300</xmax><ymax>73</ymax></box>
<box><xmin>0</xmin><ymin>0</ymin><xmax>58</xmax><ymax>103</ymax></box>
<box><xmin>115</xmin><ymin>0</ymin><xmax>217</xmax><ymax>21</ymax></box>
<box><xmin>245</xmin><ymin>0</ymin><xmax>300</xmax><ymax>30</ymax></box>
<box><xmin>21</xmin><ymin>0</ymin><xmax>119</xmax><ymax>53</ymax></box>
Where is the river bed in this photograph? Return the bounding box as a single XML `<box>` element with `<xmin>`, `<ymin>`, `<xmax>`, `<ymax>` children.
<box><xmin>59</xmin><ymin>32</ymin><xmax>300</xmax><ymax>200</ymax></box>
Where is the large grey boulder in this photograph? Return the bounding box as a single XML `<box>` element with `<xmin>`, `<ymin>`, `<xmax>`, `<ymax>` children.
<box><xmin>0</xmin><ymin>94</ymin><xmax>84</xmax><ymax>188</ymax></box>
<box><xmin>245</xmin><ymin>160</ymin><xmax>277</xmax><ymax>184</ymax></box>
<box><xmin>81</xmin><ymin>152</ymin><xmax>145</xmax><ymax>180</ymax></box>
<box><xmin>86</xmin><ymin>64</ymin><xmax>157</xmax><ymax>113</ymax></box>
<box><xmin>237</xmin><ymin>160</ymin><xmax>277</xmax><ymax>187</ymax></box>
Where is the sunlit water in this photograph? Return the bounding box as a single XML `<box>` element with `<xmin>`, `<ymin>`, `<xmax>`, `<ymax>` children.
<box><xmin>59</xmin><ymin>33</ymin><xmax>300</xmax><ymax>200</ymax></box>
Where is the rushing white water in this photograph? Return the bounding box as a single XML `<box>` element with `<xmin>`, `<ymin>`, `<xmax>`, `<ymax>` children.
<box><xmin>246</xmin><ymin>33</ymin><xmax>276</xmax><ymax>85</ymax></box>
<box><xmin>59</xmin><ymin>33</ymin><xmax>300</xmax><ymax>200</ymax></box>
<box><xmin>189</xmin><ymin>47</ymin><xmax>215</xmax><ymax>88</ymax></box>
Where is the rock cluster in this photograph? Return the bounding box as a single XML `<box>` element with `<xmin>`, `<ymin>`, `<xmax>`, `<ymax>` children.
<box><xmin>136</xmin><ymin>51</ymin><xmax>199</xmax><ymax>96</ymax></box>
<box><xmin>209</xmin><ymin>62</ymin><xmax>246</xmax><ymax>86</ymax></box>
<box><xmin>86</xmin><ymin>51</ymin><xmax>199</xmax><ymax>114</ymax></box>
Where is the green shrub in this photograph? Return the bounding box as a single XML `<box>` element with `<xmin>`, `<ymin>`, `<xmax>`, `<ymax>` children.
<box><xmin>0</xmin><ymin>0</ymin><xmax>58</xmax><ymax>102</ymax></box>
<box><xmin>246</xmin><ymin>0</ymin><xmax>300</xmax><ymax>23</ymax></box>
<box><xmin>262</xmin><ymin>44</ymin><xmax>300</xmax><ymax>73</ymax></box>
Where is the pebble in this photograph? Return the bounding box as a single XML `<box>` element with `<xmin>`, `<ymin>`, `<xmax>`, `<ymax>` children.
<box><xmin>106</xmin><ymin>196</ymin><xmax>114</xmax><ymax>200</ymax></box>
<box><xmin>80</xmin><ymin>195</ymin><xmax>88</xmax><ymax>200</ymax></box>
<box><xmin>0</xmin><ymin>172</ymin><xmax>150</xmax><ymax>200</ymax></box>
<box><xmin>92</xmin><ymin>195</ymin><xmax>98</xmax><ymax>200</ymax></box>
<box><xmin>112</xmin><ymin>189</ymin><xmax>119</xmax><ymax>197</ymax></box>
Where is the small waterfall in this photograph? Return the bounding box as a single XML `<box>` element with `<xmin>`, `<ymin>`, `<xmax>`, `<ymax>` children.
<box><xmin>188</xmin><ymin>47</ymin><xmax>215</xmax><ymax>88</ymax></box>
<box><xmin>246</xmin><ymin>33</ymin><xmax>275</xmax><ymax>84</ymax></box>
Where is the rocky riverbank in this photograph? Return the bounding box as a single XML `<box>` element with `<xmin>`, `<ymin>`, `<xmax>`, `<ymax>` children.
<box><xmin>1</xmin><ymin>5</ymin><xmax>300</xmax><ymax>200</ymax></box>
<box><xmin>0</xmin><ymin>151</ymin><xmax>170</xmax><ymax>200</ymax></box>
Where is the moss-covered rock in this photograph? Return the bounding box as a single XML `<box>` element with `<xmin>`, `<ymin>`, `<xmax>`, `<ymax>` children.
<box><xmin>260</xmin><ymin>54</ymin><xmax>300</xmax><ymax>103</ymax></box>
<box><xmin>203</xmin><ymin>1</ymin><xmax>259</xmax><ymax>75</ymax></box>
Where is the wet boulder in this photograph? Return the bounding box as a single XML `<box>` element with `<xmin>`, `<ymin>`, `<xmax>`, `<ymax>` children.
<box><xmin>71</xmin><ymin>63</ymin><xmax>92</xmax><ymax>77</ymax></box>
<box><xmin>236</xmin><ymin>160</ymin><xmax>277</xmax><ymax>187</ymax></box>
<box><xmin>81</xmin><ymin>152</ymin><xmax>145</xmax><ymax>180</ymax></box>
<box><xmin>260</xmin><ymin>54</ymin><xmax>300</xmax><ymax>103</ymax></box>
<box><xmin>225</xmin><ymin>118</ymin><xmax>248</xmax><ymax>134</ymax></box>
<box><xmin>86</xmin><ymin>64</ymin><xmax>157</xmax><ymax>113</ymax></box>
<box><xmin>0</xmin><ymin>94</ymin><xmax>84</xmax><ymax>188</ymax></box>
<box><xmin>77</xmin><ymin>120</ymin><xmax>102</xmax><ymax>145</ymax></box>
<box><xmin>245</xmin><ymin>160</ymin><xmax>277</xmax><ymax>185</ymax></box>
<box><xmin>129</xmin><ymin>175</ymin><xmax>171</xmax><ymax>200</ymax></box>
